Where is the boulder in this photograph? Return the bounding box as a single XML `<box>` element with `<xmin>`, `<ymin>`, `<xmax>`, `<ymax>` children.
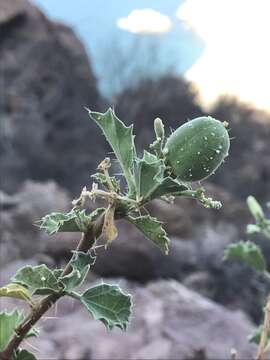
<box><xmin>0</xmin><ymin>180</ymin><xmax>76</xmax><ymax>266</ymax></box>
<box><xmin>0</xmin><ymin>0</ymin><xmax>105</xmax><ymax>194</ymax></box>
<box><xmin>19</xmin><ymin>279</ymin><xmax>256</xmax><ymax>359</ymax></box>
<box><xmin>115</xmin><ymin>76</ymin><xmax>203</xmax><ymax>152</ymax></box>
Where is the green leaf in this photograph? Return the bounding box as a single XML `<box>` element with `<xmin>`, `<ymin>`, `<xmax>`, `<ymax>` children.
<box><xmin>134</xmin><ymin>152</ymin><xmax>188</xmax><ymax>201</ymax></box>
<box><xmin>0</xmin><ymin>284</ymin><xmax>32</xmax><ymax>303</ymax></box>
<box><xmin>224</xmin><ymin>241</ymin><xmax>266</xmax><ymax>272</ymax></box>
<box><xmin>0</xmin><ymin>311</ymin><xmax>37</xmax><ymax>351</ymax></box>
<box><xmin>53</xmin><ymin>269</ymin><xmax>64</xmax><ymax>278</ymax></box>
<box><xmin>0</xmin><ymin>310</ymin><xmax>22</xmax><ymax>351</ymax></box>
<box><xmin>247</xmin><ymin>196</ymin><xmax>264</xmax><ymax>222</ymax></box>
<box><xmin>61</xmin><ymin>251</ymin><xmax>96</xmax><ymax>292</ymax></box>
<box><xmin>148</xmin><ymin>176</ymin><xmax>188</xmax><ymax>200</ymax></box>
<box><xmin>12</xmin><ymin>264</ymin><xmax>63</xmax><ymax>295</ymax></box>
<box><xmin>39</xmin><ymin>208</ymin><xmax>104</xmax><ymax>235</ymax></box>
<box><xmin>14</xmin><ymin>349</ymin><xmax>37</xmax><ymax>360</ymax></box>
<box><xmin>247</xmin><ymin>224</ymin><xmax>261</xmax><ymax>235</ymax></box>
<box><xmin>128</xmin><ymin>215</ymin><xmax>170</xmax><ymax>254</ymax></box>
<box><xmin>135</xmin><ymin>151</ymin><xmax>165</xmax><ymax>200</ymax></box>
<box><xmin>80</xmin><ymin>283</ymin><xmax>132</xmax><ymax>330</ymax></box>
<box><xmin>88</xmin><ymin>108</ymin><xmax>136</xmax><ymax>194</ymax></box>
<box><xmin>248</xmin><ymin>324</ymin><xmax>266</xmax><ymax>345</ymax></box>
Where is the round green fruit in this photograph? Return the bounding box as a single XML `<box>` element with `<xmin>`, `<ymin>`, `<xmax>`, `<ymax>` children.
<box><xmin>165</xmin><ymin>116</ymin><xmax>230</xmax><ymax>182</ymax></box>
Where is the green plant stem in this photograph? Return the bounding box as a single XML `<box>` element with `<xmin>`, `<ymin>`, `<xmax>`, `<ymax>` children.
<box><xmin>0</xmin><ymin>215</ymin><xmax>105</xmax><ymax>360</ymax></box>
<box><xmin>68</xmin><ymin>291</ymin><xmax>81</xmax><ymax>301</ymax></box>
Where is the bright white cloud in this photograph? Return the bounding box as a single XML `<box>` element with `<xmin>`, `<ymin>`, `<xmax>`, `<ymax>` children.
<box><xmin>117</xmin><ymin>9</ymin><xmax>172</xmax><ymax>34</ymax></box>
<box><xmin>177</xmin><ymin>0</ymin><xmax>270</xmax><ymax>111</ymax></box>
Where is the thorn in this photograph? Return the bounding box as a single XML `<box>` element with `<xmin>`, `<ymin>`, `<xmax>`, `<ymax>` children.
<box><xmin>24</xmin><ymin>339</ymin><xmax>40</xmax><ymax>353</ymax></box>
<box><xmin>41</xmin><ymin>316</ymin><xmax>60</xmax><ymax>321</ymax></box>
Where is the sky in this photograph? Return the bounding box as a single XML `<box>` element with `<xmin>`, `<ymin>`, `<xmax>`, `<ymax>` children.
<box><xmin>178</xmin><ymin>0</ymin><xmax>270</xmax><ymax>112</ymax></box>
<box><xmin>32</xmin><ymin>0</ymin><xmax>203</xmax><ymax>96</ymax></box>
<box><xmin>32</xmin><ymin>0</ymin><xmax>270</xmax><ymax>111</ymax></box>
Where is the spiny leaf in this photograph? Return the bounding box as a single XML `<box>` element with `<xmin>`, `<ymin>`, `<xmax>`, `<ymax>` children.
<box><xmin>224</xmin><ymin>240</ymin><xmax>266</xmax><ymax>272</ymax></box>
<box><xmin>0</xmin><ymin>284</ymin><xmax>32</xmax><ymax>304</ymax></box>
<box><xmin>80</xmin><ymin>283</ymin><xmax>132</xmax><ymax>330</ymax></box>
<box><xmin>0</xmin><ymin>311</ymin><xmax>37</xmax><ymax>351</ymax></box>
<box><xmin>88</xmin><ymin>108</ymin><xmax>136</xmax><ymax>194</ymax></box>
<box><xmin>134</xmin><ymin>152</ymin><xmax>188</xmax><ymax>201</ymax></box>
<box><xmin>12</xmin><ymin>264</ymin><xmax>63</xmax><ymax>295</ymax></box>
<box><xmin>38</xmin><ymin>208</ymin><xmax>105</xmax><ymax>235</ymax></box>
<box><xmin>128</xmin><ymin>215</ymin><xmax>170</xmax><ymax>254</ymax></box>
<box><xmin>148</xmin><ymin>176</ymin><xmax>188</xmax><ymax>200</ymax></box>
<box><xmin>14</xmin><ymin>349</ymin><xmax>37</xmax><ymax>360</ymax></box>
<box><xmin>61</xmin><ymin>251</ymin><xmax>96</xmax><ymax>292</ymax></box>
<box><xmin>135</xmin><ymin>151</ymin><xmax>165</xmax><ymax>200</ymax></box>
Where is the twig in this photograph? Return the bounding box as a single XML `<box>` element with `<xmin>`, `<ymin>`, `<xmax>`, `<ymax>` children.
<box><xmin>256</xmin><ymin>295</ymin><xmax>270</xmax><ymax>360</ymax></box>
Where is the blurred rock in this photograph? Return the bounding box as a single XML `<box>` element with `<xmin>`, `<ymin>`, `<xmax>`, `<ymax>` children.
<box><xmin>95</xmin><ymin>183</ymin><xmax>250</xmax><ymax>281</ymax></box>
<box><xmin>0</xmin><ymin>0</ymin><xmax>105</xmax><ymax>194</ymax></box>
<box><xmin>94</xmin><ymin>185</ymin><xmax>268</xmax><ymax>321</ymax></box>
<box><xmin>115</xmin><ymin>76</ymin><xmax>203</xmax><ymax>152</ymax></box>
<box><xmin>211</xmin><ymin>96</ymin><xmax>270</xmax><ymax>201</ymax></box>
<box><xmin>0</xmin><ymin>180</ymin><xmax>74</xmax><ymax>266</ymax></box>
<box><xmin>183</xmin><ymin>271</ymin><xmax>216</xmax><ymax>299</ymax></box>
<box><xmin>22</xmin><ymin>279</ymin><xmax>256</xmax><ymax>359</ymax></box>
<box><xmin>0</xmin><ymin>180</ymin><xmax>267</xmax><ymax>321</ymax></box>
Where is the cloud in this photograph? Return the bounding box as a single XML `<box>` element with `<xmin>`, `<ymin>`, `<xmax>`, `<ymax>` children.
<box><xmin>117</xmin><ymin>9</ymin><xmax>172</xmax><ymax>34</ymax></box>
<box><xmin>177</xmin><ymin>0</ymin><xmax>270</xmax><ymax>111</ymax></box>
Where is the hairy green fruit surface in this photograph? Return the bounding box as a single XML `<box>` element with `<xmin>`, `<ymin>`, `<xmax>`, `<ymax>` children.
<box><xmin>165</xmin><ymin>116</ymin><xmax>230</xmax><ymax>182</ymax></box>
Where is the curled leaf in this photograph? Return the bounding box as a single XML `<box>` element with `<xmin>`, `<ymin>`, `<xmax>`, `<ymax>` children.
<box><xmin>224</xmin><ymin>240</ymin><xmax>266</xmax><ymax>273</ymax></box>
<box><xmin>102</xmin><ymin>204</ymin><xmax>118</xmax><ymax>245</ymax></box>
<box><xmin>0</xmin><ymin>284</ymin><xmax>33</xmax><ymax>304</ymax></box>
<box><xmin>128</xmin><ymin>215</ymin><xmax>170</xmax><ymax>254</ymax></box>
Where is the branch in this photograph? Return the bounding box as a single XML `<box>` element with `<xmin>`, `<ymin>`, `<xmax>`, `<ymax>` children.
<box><xmin>256</xmin><ymin>295</ymin><xmax>270</xmax><ymax>360</ymax></box>
<box><xmin>0</xmin><ymin>214</ymin><xmax>105</xmax><ymax>360</ymax></box>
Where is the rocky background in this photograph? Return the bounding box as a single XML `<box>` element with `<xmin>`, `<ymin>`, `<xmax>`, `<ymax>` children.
<box><xmin>1</xmin><ymin>0</ymin><xmax>270</xmax><ymax>359</ymax></box>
